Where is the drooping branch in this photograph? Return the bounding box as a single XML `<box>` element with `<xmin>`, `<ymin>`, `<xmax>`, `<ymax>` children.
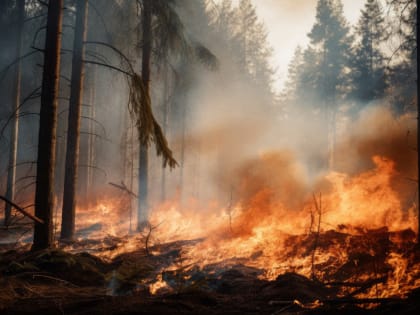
<box><xmin>84</xmin><ymin>41</ymin><xmax>135</xmax><ymax>74</ymax></box>
<box><xmin>129</xmin><ymin>73</ymin><xmax>178</xmax><ymax>168</ymax></box>
<box><xmin>0</xmin><ymin>195</ymin><xmax>44</xmax><ymax>224</ymax></box>
<box><xmin>82</xmin><ymin>60</ymin><xmax>132</xmax><ymax>76</ymax></box>
<box><xmin>109</xmin><ymin>181</ymin><xmax>138</xmax><ymax>198</ymax></box>
<box><xmin>0</xmin><ymin>50</ymin><xmax>40</xmax><ymax>83</ymax></box>
<box><xmin>0</xmin><ymin>86</ymin><xmax>42</xmax><ymax>138</ymax></box>
<box><xmin>82</xmin><ymin>47</ymin><xmax>177</xmax><ymax>168</ymax></box>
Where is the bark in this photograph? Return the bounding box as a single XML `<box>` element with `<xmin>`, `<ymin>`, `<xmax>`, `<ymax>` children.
<box><xmin>78</xmin><ymin>60</ymin><xmax>97</xmax><ymax>207</ymax></box>
<box><xmin>417</xmin><ymin>0</ymin><xmax>419</xmax><ymax>246</ymax></box>
<box><xmin>32</xmin><ymin>0</ymin><xmax>64</xmax><ymax>250</ymax></box>
<box><xmin>161</xmin><ymin>67</ymin><xmax>170</xmax><ymax>202</ymax></box>
<box><xmin>86</xmin><ymin>64</ymin><xmax>97</xmax><ymax>198</ymax></box>
<box><xmin>137</xmin><ymin>0</ymin><xmax>152</xmax><ymax>230</ymax></box>
<box><xmin>5</xmin><ymin>0</ymin><xmax>25</xmax><ymax>226</ymax></box>
<box><xmin>179</xmin><ymin>98</ymin><xmax>186</xmax><ymax>202</ymax></box>
<box><xmin>0</xmin><ymin>195</ymin><xmax>44</xmax><ymax>224</ymax></box>
<box><xmin>60</xmin><ymin>0</ymin><xmax>88</xmax><ymax>240</ymax></box>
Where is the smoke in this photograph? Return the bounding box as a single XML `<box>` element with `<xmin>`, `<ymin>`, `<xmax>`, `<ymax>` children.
<box><xmin>2</xmin><ymin>1</ymin><xmax>415</xmax><ymax>239</ymax></box>
<box><xmin>175</xmin><ymin>68</ymin><xmax>417</xmax><ymax>233</ymax></box>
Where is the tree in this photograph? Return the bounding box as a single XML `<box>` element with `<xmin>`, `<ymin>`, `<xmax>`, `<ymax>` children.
<box><xmin>416</xmin><ymin>0</ymin><xmax>419</xmax><ymax>246</ymax></box>
<box><xmin>232</xmin><ymin>0</ymin><xmax>275</xmax><ymax>98</ymax></box>
<box><xmin>135</xmin><ymin>0</ymin><xmax>216</xmax><ymax>228</ymax></box>
<box><xmin>308</xmin><ymin>0</ymin><xmax>352</xmax><ymax>169</ymax></box>
<box><xmin>351</xmin><ymin>0</ymin><xmax>388</xmax><ymax>103</ymax></box>
<box><xmin>234</xmin><ymin>0</ymin><xmax>258</xmax><ymax>73</ymax></box>
<box><xmin>386</xmin><ymin>0</ymin><xmax>417</xmax><ymax>244</ymax></box>
<box><xmin>5</xmin><ymin>0</ymin><xmax>25</xmax><ymax>226</ymax></box>
<box><xmin>387</xmin><ymin>0</ymin><xmax>416</xmax><ymax>113</ymax></box>
<box><xmin>32</xmin><ymin>0</ymin><xmax>64</xmax><ymax>250</ymax></box>
<box><xmin>137</xmin><ymin>0</ymin><xmax>152</xmax><ymax>229</ymax></box>
<box><xmin>60</xmin><ymin>0</ymin><xmax>89</xmax><ymax>240</ymax></box>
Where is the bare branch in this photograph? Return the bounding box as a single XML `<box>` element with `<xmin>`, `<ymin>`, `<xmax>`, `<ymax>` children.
<box><xmin>0</xmin><ymin>195</ymin><xmax>44</xmax><ymax>224</ymax></box>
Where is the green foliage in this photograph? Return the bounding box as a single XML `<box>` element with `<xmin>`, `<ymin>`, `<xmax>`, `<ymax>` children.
<box><xmin>386</xmin><ymin>0</ymin><xmax>417</xmax><ymax>113</ymax></box>
<box><xmin>208</xmin><ymin>0</ymin><xmax>276</xmax><ymax>106</ymax></box>
<box><xmin>350</xmin><ymin>0</ymin><xmax>388</xmax><ymax>103</ymax></box>
<box><xmin>308</xmin><ymin>0</ymin><xmax>352</xmax><ymax>102</ymax></box>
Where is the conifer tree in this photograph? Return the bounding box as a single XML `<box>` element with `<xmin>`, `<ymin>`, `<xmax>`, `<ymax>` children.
<box><xmin>351</xmin><ymin>0</ymin><xmax>388</xmax><ymax>103</ymax></box>
<box><xmin>308</xmin><ymin>0</ymin><xmax>352</xmax><ymax>168</ymax></box>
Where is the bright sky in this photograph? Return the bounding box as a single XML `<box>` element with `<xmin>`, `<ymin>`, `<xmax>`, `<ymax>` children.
<box><xmin>248</xmin><ymin>0</ymin><xmax>367</xmax><ymax>92</ymax></box>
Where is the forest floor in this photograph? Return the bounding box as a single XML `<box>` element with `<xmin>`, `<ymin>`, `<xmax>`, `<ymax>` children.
<box><xmin>0</xmin><ymin>227</ymin><xmax>420</xmax><ymax>315</ymax></box>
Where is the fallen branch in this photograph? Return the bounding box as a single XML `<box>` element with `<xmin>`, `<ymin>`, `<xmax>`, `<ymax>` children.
<box><xmin>108</xmin><ymin>181</ymin><xmax>138</xmax><ymax>198</ymax></box>
<box><xmin>32</xmin><ymin>274</ymin><xmax>79</xmax><ymax>288</ymax></box>
<box><xmin>0</xmin><ymin>195</ymin><xmax>44</xmax><ymax>224</ymax></box>
<box><xmin>323</xmin><ymin>297</ymin><xmax>404</xmax><ymax>305</ymax></box>
<box><xmin>345</xmin><ymin>276</ymin><xmax>388</xmax><ymax>298</ymax></box>
<box><xmin>325</xmin><ymin>276</ymin><xmax>388</xmax><ymax>289</ymax></box>
<box><xmin>269</xmin><ymin>297</ymin><xmax>403</xmax><ymax>308</ymax></box>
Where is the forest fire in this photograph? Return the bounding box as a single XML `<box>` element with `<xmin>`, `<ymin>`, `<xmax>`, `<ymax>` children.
<box><xmin>1</xmin><ymin>0</ymin><xmax>419</xmax><ymax>314</ymax></box>
<box><xmin>63</xmin><ymin>152</ymin><xmax>419</xmax><ymax>301</ymax></box>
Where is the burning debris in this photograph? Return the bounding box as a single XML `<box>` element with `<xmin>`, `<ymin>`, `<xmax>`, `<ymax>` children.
<box><xmin>0</xmin><ymin>225</ymin><xmax>419</xmax><ymax>314</ymax></box>
<box><xmin>1</xmin><ymin>136</ymin><xmax>420</xmax><ymax>314</ymax></box>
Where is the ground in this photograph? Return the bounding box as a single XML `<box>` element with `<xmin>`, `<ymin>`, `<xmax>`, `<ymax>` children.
<box><xmin>0</xmin><ymin>228</ymin><xmax>420</xmax><ymax>314</ymax></box>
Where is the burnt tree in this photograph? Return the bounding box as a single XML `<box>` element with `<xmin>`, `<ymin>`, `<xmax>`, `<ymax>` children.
<box><xmin>137</xmin><ymin>0</ymin><xmax>152</xmax><ymax>230</ymax></box>
<box><xmin>61</xmin><ymin>0</ymin><xmax>89</xmax><ymax>240</ymax></box>
<box><xmin>32</xmin><ymin>0</ymin><xmax>64</xmax><ymax>250</ymax></box>
<box><xmin>417</xmin><ymin>0</ymin><xmax>419</xmax><ymax>245</ymax></box>
<box><xmin>5</xmin><ymin>0</ymin><xmax>25</xmax><ymax>226</ymax></box>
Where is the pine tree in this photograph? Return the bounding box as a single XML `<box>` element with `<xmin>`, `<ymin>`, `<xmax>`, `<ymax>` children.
<box><xmin>4</xmin><ymin>0</ymin><xmax>25</xmax><ymax>226</ymax></box>
<box><xmin>60</xmin><ymin>0</ymin><xmax>89</xmax><ymax>240</ymax></box>
<box><xmin>307</xmin><ymin>0</ymin><xmax>352</xmax><ymax>169</ymax></box>
<box><xmin>388</xmin><ymin>0</ymin><xmax>416</xmax><ymax>113</ymax></box>
<box><xmin>308</xmin><ymin>0</ymin><xmax>352</xmax><ymax>101</ymax></box>
<box><xmin>351</xmin><ymin>0</ymin><xmax>388</xmax><ymax>103</ymax></box>
<box><xmin>234</xmin><ymin>0</ymin><xmax>258</xmax><ymax>73</ymax></box>
<box><xmin>32</xmin><ymin>0</ymin><xmax>64</xmax><ymax>250</ymax></box>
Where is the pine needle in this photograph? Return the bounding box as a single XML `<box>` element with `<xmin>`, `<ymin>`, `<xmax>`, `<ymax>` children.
<box><xmin>129</xmin><ymin>73</ymin><xmax>177</xmax><ymax>169</ymax></box>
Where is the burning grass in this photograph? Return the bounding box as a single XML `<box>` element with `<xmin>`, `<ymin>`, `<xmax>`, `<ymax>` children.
<box><xmin>1</xmin><ymin>149</ymin><xmax>419</xmax><ymax>314</ymax></box>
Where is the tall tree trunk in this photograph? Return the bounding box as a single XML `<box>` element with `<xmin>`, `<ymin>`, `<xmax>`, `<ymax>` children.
<box><xmin>137</xmin><ymin>0</ymin><xmax>152</xmax><ymax>230</ymax></box>
<box><xmin>161</xmin><ymin>66</ymin><xmax>170</xmax><ymax>202</ymax></box>
<box><xmin>32</xmin><ymin>0</ymin><xmax>64</xmax><ymax>250</ymax></box>
<box><xmin>86</xmin><ymin>64</ymin><xmax>97</xmax><ymax>200</ymax></box>
<box><xmin>61</xmin><ymin>0</ymin><xmax>88</xmax><ymax>240</ymax></box>
<box><xmin>416</xmin><ymin>0</ymin><xmax>419</xmax><ymax>245</ymax></box>
<box><xmin>5</xmin><ymin>0</ymin><xmax>25</xmax><ymax>226</ymax></box>
<box><xmin>179</xmin><ymin>98</ymin><xmax>186</xmax><ymax>203</ymax></box>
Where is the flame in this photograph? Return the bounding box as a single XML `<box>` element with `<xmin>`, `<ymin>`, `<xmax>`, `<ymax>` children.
<box><xmin>149</xmin><ymin>274</ymin><xmax>170</xmax><ymax>295</ymax></box>
<box><xmin>323</xmin><ymin>156</ymin><xmax>416</xmax><ymax>231</ymax></box>
<box><xmin>70</xmin><ymin>153</ymin><xmax>419</xmax><ymax>299</ymax></box>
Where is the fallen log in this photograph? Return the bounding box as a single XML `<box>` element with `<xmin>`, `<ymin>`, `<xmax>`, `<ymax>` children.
<box><xmin>0</xmin><ymin>195</ymin><xmax>44</xmax><ymax>224</ymax></box>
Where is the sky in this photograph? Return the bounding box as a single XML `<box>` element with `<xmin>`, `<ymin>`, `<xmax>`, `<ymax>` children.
<box><xmin>247</xmin><ymin>0</ymin><xmax>367</xmax><ymax>92</ymax></box>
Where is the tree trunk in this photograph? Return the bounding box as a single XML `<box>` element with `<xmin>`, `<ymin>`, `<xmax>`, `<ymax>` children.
<box><xmin>61</xmin><ymin>0</ymin><xmax>88</xmax><ymax>240</ymax></box>
<box><xmin>416</xmin><ymin>0</ymin><xmax>419</xmax><ymax>245</ymax></box>
<box><xmin>161</xmin><ymin>66</ymin><xmax>170</xmax><ymax>202</ymax></box>
<box><xmin>86</xmin><ymin>64</ymin><xmax>97</xmax><ymax>200</ymax></box>
<box><xmin>137</xmin><ymin>0</ymin><xmax>152</xmax><ymax>230</ymax></box>
<box><xmin>179</xmin><ymin>97</ymin><xmax>187</xmax><ymax>203</ymax></box>
<box><xmin>5</xmin><ymin>0</ymin><xmax>25</xmax><ymax>226</ymax></box>
<box><xmin>32</xmin><ymin>0</ymin><xmax>64</xmax><ymax>250</ymax></box>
